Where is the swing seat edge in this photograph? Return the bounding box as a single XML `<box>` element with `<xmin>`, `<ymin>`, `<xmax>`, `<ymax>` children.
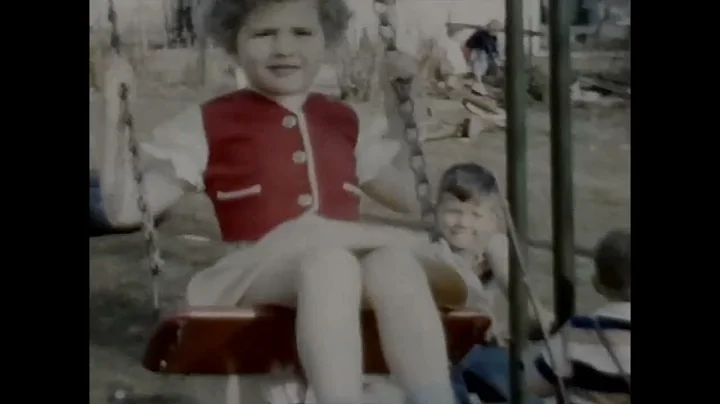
<box><xmin>142</xmin><ymin>306</ymin><xmax>491</xmax><ymax>375</ymax></box>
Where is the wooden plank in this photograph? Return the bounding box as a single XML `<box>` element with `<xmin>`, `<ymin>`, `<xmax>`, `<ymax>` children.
<box><xmin>578</xmin><ymin>77</ymin><xmax>630</xmax><ymax>99</ymax></box>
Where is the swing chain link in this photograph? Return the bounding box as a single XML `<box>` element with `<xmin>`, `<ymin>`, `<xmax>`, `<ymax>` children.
<box><xmin>373</xmin><ymin>0</ymin><xmax>435</xmax><ymax>234</ymax></box>
<box><xmin>109</xmin><ymin>0</ymin><xmax>163</xmax><ymax>313</ymax></box>
<box><xmin>119</xmin><ymin>85</ymin><xmax>164</xmax><ymax>279</ymax></box>
<box><xmin>120</xmin><ymin>80</ymin><xmax>164</xmax><ymax>314</ymax></box>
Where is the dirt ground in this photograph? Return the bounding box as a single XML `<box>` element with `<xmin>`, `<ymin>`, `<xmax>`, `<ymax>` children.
<box><xmin>89</xmin><ymin>74</ymin><xmax>630</xmax><ymax>403</ymax></box>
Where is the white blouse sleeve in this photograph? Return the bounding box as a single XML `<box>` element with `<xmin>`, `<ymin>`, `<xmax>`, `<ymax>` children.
<box><xmin>140</xmin><ymin>106</ymin><xmax>209</xmax><ymax>191</ymax></box>
<box><xmin>351</xmin><ymin>103</ymin><xmax>401</xmax><ymax>184</ymax></box>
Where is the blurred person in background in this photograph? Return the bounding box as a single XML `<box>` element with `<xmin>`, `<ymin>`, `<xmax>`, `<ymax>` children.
<box><xmin>464</xmin><ymin>19</ymin><xmax>502</xmax><ymax>97</ymax></box>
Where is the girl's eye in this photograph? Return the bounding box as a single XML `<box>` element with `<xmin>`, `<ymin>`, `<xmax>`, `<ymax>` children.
<box><xmin>252</xmin><ymin>29</ymin><xmax>276</xmax><ymax>38</ymax></box>
<box><xmin>293</xmin><ymin>28</ymin><xmax>314</xmax><ymax>37</ymax></box>
<box><xmin>472</xmin><ymin>212</ymin><xmax>483</xmax><ymax>218</ymax></box>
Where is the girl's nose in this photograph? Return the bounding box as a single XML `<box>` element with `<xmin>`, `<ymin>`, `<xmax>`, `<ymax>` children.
<box><xmin>273</xmin><ymin>32</ymin><xmax>297</xmax><ymax>55</ymax></box>
<box><xmin>459</xmin><ymin>213</ymin><xmax>474</xmax><ymax>227</ymax></box>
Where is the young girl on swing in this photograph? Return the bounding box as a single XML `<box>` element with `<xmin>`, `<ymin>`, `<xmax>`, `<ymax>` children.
<box><xmin>98</xmin><ymin>0</ymin><xmax>485</xmax><ymax>403</ymax></box>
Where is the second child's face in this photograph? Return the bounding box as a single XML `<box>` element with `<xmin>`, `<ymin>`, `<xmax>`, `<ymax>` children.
<box><xmin>237</xmin><ymin>0</ymin><xmax>325</xmax><ymax>96</ymax></box>
<box><xmin>436</xmin><ymin>193</ymin><xmax>499</xmax><ymax>252</ymax></box>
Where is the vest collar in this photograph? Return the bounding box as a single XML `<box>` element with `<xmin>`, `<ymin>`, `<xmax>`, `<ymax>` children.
<box><xmin>247</xmin><ymin>86</ymin><xmax>309</xmax><ymax>115</ymax></box>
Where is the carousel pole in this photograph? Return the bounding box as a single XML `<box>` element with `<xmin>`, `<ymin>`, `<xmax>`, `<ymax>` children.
<box><xmin>505</xmin><ymin>0</ymin><xmax>529</xmax><ymax>402</ymax></box>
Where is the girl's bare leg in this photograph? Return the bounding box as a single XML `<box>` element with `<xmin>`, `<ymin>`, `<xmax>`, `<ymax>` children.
<box><xmin>361</xmin><ymin>247</ymin><xmax>457</xmax><ymax>404</ymax></box>
<box><xmin>243</xmin><ymin>248</ymin><xmax>364</xmax><ymax>404</ymax></box>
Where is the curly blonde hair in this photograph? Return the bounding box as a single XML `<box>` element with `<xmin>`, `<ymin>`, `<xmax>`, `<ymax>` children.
<box><xmin>199</xmin><ymin>0</ymin><xmax>353</xmax><ymax>55</ymax></box>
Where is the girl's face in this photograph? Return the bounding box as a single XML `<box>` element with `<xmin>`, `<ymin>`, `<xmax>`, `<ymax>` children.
<box><xmin>237</xmin><ymin>0</ymin><xmax>325</xmax><ymax>96</ymax></box>
<box><xmin>436</xmin><ymin>193</ymin><xmax>499</xmax><ymax>252</ymax></box>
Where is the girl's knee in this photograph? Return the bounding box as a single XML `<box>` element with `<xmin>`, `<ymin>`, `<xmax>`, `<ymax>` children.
<box><xmin>298</xmin><ymin>247</ymin><xmax>362</xmax><ymax>290</ymax></box>
<box><xmin>363</xmin><ymin>247</ymin><xmax>427</xmax><ymax>296</ymax></box>
<box><xmin>365</xmin><ymin>246</ymin><xmax>419</xmax><ymax>269</ymax></box>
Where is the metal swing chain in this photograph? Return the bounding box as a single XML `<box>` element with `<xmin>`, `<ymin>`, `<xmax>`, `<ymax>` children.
<box><xmin>108</xmin><ymin>0</ymin><xmax>164</xmax><ymax>314</ymax></box>
<box><xmin>372</xmin><ymin>0</ymin><xmax>435</xmax><ymax>235</ymax></box>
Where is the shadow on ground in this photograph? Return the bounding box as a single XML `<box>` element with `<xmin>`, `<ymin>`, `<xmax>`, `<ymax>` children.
<box><xmin>90</xmin><ymin>289</ymin><xmax>159</xmax><ymax>359</ymax></box>
<box><xmin>90</xmin><ymin>288</ymin><xmax>199</xmax><ymax>404</ymax></box>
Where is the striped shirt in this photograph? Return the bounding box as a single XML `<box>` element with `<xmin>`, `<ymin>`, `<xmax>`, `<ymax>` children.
<box><xmin>528</xmin><ymin>302</ymin><xmax>630</xmax><ymax>404</ymax></box>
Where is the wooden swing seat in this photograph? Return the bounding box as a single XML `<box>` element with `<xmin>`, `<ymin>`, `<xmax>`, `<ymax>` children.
<box><xmin>143</xmin><ymin>306</ymin><xmax>491</xmax><ymax>375</ymax></box>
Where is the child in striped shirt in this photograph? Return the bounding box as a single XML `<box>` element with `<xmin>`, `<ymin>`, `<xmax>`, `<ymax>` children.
<box><xmin>454</xmin><ymin>228</ymin><xmax>631</xmax><ymax>404</ymax></box>
<box><xmin>526</xmin><ymin>229</ymin><xmax>630</xmax><ymax>404</ymax></box>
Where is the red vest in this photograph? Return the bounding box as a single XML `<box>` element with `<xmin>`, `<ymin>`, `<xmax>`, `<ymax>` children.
<box><xmin>202</xmin><ymin>90</ymin><xmax>360</xmax><ymax>242</ymax></box>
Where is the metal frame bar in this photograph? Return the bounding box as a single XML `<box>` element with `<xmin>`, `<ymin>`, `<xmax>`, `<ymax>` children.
<box><xmin>505</xmin><ymin>0</ymin><xmax>576</xmax><ymax>402</ymax></box>
<box><xmin>548</xmin><ymin>0</ymin><xmax>576</xmax><ymax>330</ymax></box>
<box><xmin>504</xmin><ymin>0</ymin><xmax>529</xmax><ymax>402</ymax></box>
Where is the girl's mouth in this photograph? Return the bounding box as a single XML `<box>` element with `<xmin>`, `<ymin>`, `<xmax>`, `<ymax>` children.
<box><xmin>450</xmin><ymin>228</ymin><xmax>470</xmax><ymax>236</ymax></box>
<box><xmin>268</xmin><ymin>65</ymin><xmax>301</xmax><ymax>77</ymax></box>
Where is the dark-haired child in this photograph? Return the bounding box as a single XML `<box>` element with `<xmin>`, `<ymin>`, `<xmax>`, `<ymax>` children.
<box><xmin>524</xmin><ymin>229</ymin><xmax>630</xmax><ymax>404</ymax></box>
<box><xmin>453</xmin><ymin>225</ymin><xmax>631</xmax><ymax>404</ymax></box>
<box><xmin>433</xmin><ymin>163</ymin><xmax>553</xmax><ymax>327</ymax></box>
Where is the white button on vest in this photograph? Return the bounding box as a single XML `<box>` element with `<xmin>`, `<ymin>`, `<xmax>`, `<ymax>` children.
<box><xmin>292</xmin><ymin>150</ymin><xmax>307</xmax><ymax>164</ymax></box>
<box><xmin>282</xmin><ymin>115</ymin><xmax>298</xmax><ymax>129</ymax></box>
<box><xmin>297</xmin><ymin>194</ymin><xmax>313</xmax><ymax>207</ymax></box>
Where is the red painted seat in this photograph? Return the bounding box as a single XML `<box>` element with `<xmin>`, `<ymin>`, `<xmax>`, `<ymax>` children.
<box><xmin>143</xmin><ymin>306</ymin><xmax>491</xmax><ymax>375</ymax></box>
